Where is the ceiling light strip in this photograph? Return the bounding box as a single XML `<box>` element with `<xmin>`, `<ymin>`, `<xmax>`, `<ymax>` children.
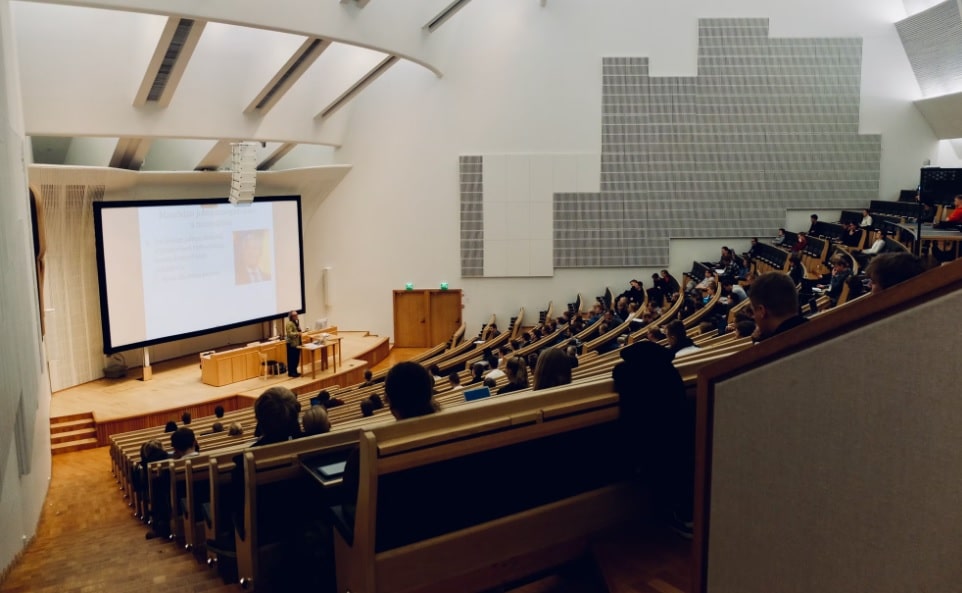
<box><xmin>245</xmin><ymin>38</ymin><xmax>332</xmax><ymax>115</ymax></box>
<box><xmin>316</xmin><ymin>55</ymin><xmax>399</xmax><ymax>120</ymax></box>
<box><xmin>257</xmin><ymin>143</ymin><xmax>297</xmax><ymax>171</ymax></box>
<box><xmin>424</xmin><ymin>0</ymin><xmax>473</xmax><ymax>32</ymax></box>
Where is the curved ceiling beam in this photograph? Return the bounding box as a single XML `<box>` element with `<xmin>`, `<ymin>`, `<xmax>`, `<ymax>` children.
<box><xmin>26</xmin><ymin>0</ymin><xmax>444</xmax><ymax>77</ymax></box>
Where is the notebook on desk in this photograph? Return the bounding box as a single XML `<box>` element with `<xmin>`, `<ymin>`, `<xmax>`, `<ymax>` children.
<box><xmin>316</xmin><ymin>461</ymin><xmax>346</xmax><ymax>480</ymax></box>
<box><xmin>463</xmin><ymin>386</ymin><xmax>491</xmax><ymax>402</ymax></box>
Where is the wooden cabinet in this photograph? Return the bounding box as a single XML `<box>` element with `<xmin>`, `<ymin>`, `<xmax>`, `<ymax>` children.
<box><xmin>393</xmin><ymin>289</ymin><xmax>462</xmax><ymax>347</ymax></box>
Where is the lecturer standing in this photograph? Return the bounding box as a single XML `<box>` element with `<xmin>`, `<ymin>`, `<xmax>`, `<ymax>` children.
<box><xmin>285</xmin><ymin>311</ymin><xmax>302</xmax><ymax>378</ymax></box>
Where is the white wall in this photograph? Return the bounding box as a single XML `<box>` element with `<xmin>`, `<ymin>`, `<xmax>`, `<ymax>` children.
<box><xmin>306</xmin><ymin>0</ymin><xmax>944</xmax><ymax>339</ymax></box>
<box><xmin>0</xmin><ymin>0</ymin><xmax>52</xmax><ymax>576</ymax></box>
<box><xmin>7</xmin><ymin>0</ymin><xmax>951</xmax><ymax>345</ymax></box>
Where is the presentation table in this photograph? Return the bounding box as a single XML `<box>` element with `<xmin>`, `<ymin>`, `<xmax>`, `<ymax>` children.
<box><xmin>299</xmin><ymin>337</ymin><xmax>342</xmax><ymax>379</ymax></box>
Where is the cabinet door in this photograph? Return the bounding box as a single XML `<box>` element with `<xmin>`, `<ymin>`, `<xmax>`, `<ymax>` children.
<box><xmin>429</xmin><ymin>290</ymin><xmax>462</xmax><ymax>346</ymax></box>
<box><xmin>394</xmin><ymin>291</ymin><xmax>429</xmax><ymax>347</ymax></box>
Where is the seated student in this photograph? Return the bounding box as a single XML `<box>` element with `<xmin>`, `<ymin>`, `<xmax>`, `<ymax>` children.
<box><xmin>428</xmin><ymin>364</ymin><xmax>444</xmax><ymax>385</ymax></box>
<box><xmin>612</xmin><ymin>341</ymin><xmax>693</xmax><ymax>537</ymax></box>
<box><xmin>845</xmin><ymin>274</ymin><xmax>866</xmax><ymax>301</ymax></box>
<box><xmin>840</xmin><ymin>221</ymin><xmax>862</xmax><ymax>247</ymax></box>
<box><xmin>853</xmin><ymin>228</ymin><xmax>886</xmax><ymax>268</ymax></box>
<box><xmin>934</xmin><ymin>194</ymin><xmax>962</xmax><ymax>228</ymax></box>
<box><xmin>619</xmin><ymin>279</ymin><xmax>646</xmax><ymax>308</ymax></box>
<box><xmin>787</xmin><ymin>252</ymin><xmax>805</xmax><ymax>287</ymax></box>
<box><xmin>773</xmin><ymin>227</ymin><xmax>787</xmax><ymax>246</ymax></box>
<box><xmin>448</xmin><ymin>371</ymin><xmax>464</xmax><ymax>391</ymax></box>
<box><xmin>181</xmin><ymin>412</ymin><xmax>192</xmax><ymax>425</ymax></box>
<box><xmin>659</xmin><ymin>269</ymin><xmax>681</xmax><ymax>301</ymax></box>
<box><xmin>357</xmin><ymin>369</ymin><xmax>376</xmax><ymax>388</ymax></box>
<box><xmin>170</xmin><ymin>427</ymin><xmax>199</xmax><ymax>460</ymax></box>
<box><xmin>301</xmin><ymin>405</ymin><xmax>331</xmax><ymax>436</ymax></box>
<box><xmin>357</xmin><ymin>393</ymin><xmax>385</xmax><ymax>419</ymax></box>
<box><xmin>164</xmin><ymin>420</ymin><xmax>177</xmax><ymax>433</ymax></box>
<box><xmin>749</xmin><ymin>272</ymin><xmax>808</xmax><ymax>342</ymax></box>
<box><xmin>481</xmin><ymin>323</ymin><xmax>500</xmax><ymax>341</ymax></box>
<box><xmin>859</xmin><ymin>208</ymin><xmax>873</xmax><ymax>229</ymax></box>
<box><xmin>747</xmin><ymin>237</ymin><xmax>760</xmax><ymax>260</ymax></box>
<box><xmin>734</xmin><ymin>319</ymin><xmax>756</xmax><ymax>338</ymax></box>
<box><xmin>485</xmin><ymin>356</ymin><xmax>506</xmax><ymax>381</ymax></box>
<box><xmin>384</xmin><ymin>362</ymin><xmax>438</xmax><ymax>419</ymax></box>
<box><xmin>791</xmin><ymin>232</ymin><xmax>808</xmax><ymax>253</ymax></box>
<box><xmin>251</xmin><ymin>386</ymin><xmax>302</xmax><ymax>446</ymax></box>
<box><xmin>665</xmin><ymin>320</ymin><xmax>699</xmax><ymax>359</ymax></box>
<box><xmin>817</xmin><ymin>257</ymin><xmax>852</xmax><ymax>307</ymax></box>
<box><xmin>736</xmin><ymin>254</ymin><xmax>753</xmax><ymax>282</ymax></box>
<box><xmin>719</xmin><ymin>275</ymin><xmax>747</xmax><ymax>306</ymax></box>
<box><xmin>693</xmin><ymin>268</ymin><xmax>717</xmax><ymax>297</ymax></box>
<box><xmin>613</xmin><ymin>296</ymin><xmax>631</xmax><ymax>322</ymax></box>
<box><xmin>649</xmin><ymin>274</ymin><xmax>666</xmax><ymax>307</ymax></box>
<box><xmin>497</xmin><ymin>356</ymin><xmax>529</xmax><ymax>395</ymax></box>
<box><xmin>315</xmin><ymin>389</ymin><xmax>345</xmax><ymax>409</ymax></box>
<box><xmin>140</xmin><ymin>439</ymin><xmax>172</xmax><ymax>540</ymax></box>
<box><xmin>210</xmin><ymin>422</ymin><xmax>224</xmax><ymax>434</ymax></box>
<box><xmin>466</xmin><ymin>363</ymin><xmax>484</xmax><ymax>385</ymax></box>
<box><xmin>532</xmin><ymin>348</ymin><xmax>573</xmax><ymax>391</ymax></box>
<box><xmin>865</xmin><ymin>252</ymin><xmax>925</xmax><ymax>293</ymax></box>
<box><xmin>586</xmin><ymin>301</ymin><xmax>605</xmax><ymax>325</ymax></box>
<box><xmin>808</xmin><ymin>214</ymin><xmax>819</xmax><ymax>235</ymax></box>
<box><xmin>359</xmin><ymin>400</ymin><xmax>375</xmax><ymax>417</ymax></box>
<box><xmin>214</xmin><ymin>405</ymin><xmax>225</xmax><ymax>419</ymax></box>
<box><xmin>569</xmin><ymin>315</ymin><xmax>586</xmax><ymax>333</ymax></box>
<box><xmin>228</xmin><ymin>422</ymin><xmax>244</xmax><ymax>437</ymax></box>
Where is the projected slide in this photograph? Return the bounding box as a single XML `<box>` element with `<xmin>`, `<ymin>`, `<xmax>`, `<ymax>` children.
<box><xmin>95</xmin><ymin>197</ymin><xmax>304</xmax><ymax>353</ymax></box>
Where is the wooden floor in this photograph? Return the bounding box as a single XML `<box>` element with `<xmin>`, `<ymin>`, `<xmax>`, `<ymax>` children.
<box><xmin>0</xmin><ymin>445</ymin><xmax>691</xmax><ymax>593</ymax></box>
<box><xmin>0</xmin><ymin>446</ymin><xmax>239</xmax><ymax>593</ymax></box>
<box><xmin>51</xmin><ymin>331</ymin><xmax>387</xmax><ymax>422</ymax></box>
<box><xmin>2</xmin><ymin>344</ymin><xmax>692</xmax><ymax>593</ymax></box>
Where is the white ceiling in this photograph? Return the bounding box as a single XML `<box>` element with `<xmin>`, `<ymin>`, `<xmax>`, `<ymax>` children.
<box><xmin>15</xmin><ymin>0</ymin><xmax>473</xmax><ymax>173</ymax></box>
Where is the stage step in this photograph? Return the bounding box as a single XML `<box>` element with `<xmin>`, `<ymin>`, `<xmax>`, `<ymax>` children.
<box><xmin>50</xmin><ymin>412</ymin><xmax>98</xmax><ymax>454</ymax></box>
<box><xmin>51</xmin><ymin>438</ymin><xmax>99</xmax><ymax>454</ymax></box>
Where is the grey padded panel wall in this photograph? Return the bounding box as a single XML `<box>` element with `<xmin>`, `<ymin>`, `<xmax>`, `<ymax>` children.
<box><xmin>896</xmin><ymin>0</ymin><xmax>962</xmax><ymax>97</ymax></box>
<box><xmin>460</xmin><ymin>155</ymin><xmax>483</xmax><ymax>277</ymax></box>
<box><xmin>460</xmin><ymin>18</ymin><xmax>881</xmax><ymax>272</ymax></box>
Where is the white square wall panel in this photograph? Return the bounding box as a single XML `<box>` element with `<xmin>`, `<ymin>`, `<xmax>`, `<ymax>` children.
<box><xmin>505</xmin><ymin>155</ymin><xmax>531</xmax><ymax>202</ymax></box>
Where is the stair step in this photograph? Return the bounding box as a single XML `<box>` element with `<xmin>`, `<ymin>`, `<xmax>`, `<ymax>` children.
<box><xmin>49</xmin><ymin>412</ymin><xmax>94</xmax><ymax>424</ymax></box>
<box><xmin>51</xmin><ymin>427</ymin><xmax>97</xmax><ymax>444</ymax></box>
<box><xmin>51</xmin><ymin>438</ymin><xmax>99</xmax><ymax>454</ymax></box>
<box><xmin>50</xmin><ymin>418</ymin><xmax>96</xmax><ymax>433</ymax></box>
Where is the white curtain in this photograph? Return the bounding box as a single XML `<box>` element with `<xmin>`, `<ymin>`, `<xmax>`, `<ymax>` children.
<box><xmin>36</xmin><ymin>170</ymin><xmax>105</xmax><ymax>392</ymax></box>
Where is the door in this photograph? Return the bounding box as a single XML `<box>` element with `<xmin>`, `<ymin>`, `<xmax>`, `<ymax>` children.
<box><xmin>393</xmin><ymin>291</ymin><xmax>429</xmax><ymax>347</ymax></box>
<box><xmin>429</xmin><ymin>290</ymin><xmax>462</xmax><ymax>345</ymax></box>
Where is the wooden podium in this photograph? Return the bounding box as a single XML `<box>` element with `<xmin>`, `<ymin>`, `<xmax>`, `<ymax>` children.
<box><xmin>200</xmin><ymin>340</ymin><xmax>286</xmax><ymax>387</ymax></box>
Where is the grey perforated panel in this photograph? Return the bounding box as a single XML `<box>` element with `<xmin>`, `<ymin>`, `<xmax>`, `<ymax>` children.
<box><xmin>555</xmin><ymin>18</ymin><xmax>879</xmax><ymax>268</ymax></box>
<box><xmin>459</xmin><ymin>18</ymin><xmax>881</xmax><ymax>272</ymax></box>
<box><xmin>896</xmin><ymin>1</ymin><xmax>962</xmax><ymax>97</ymax></box>
<box><xmin>459</xmin><ymin>155</ymin><xmax>484</xmax><ymax>277</ymax></box>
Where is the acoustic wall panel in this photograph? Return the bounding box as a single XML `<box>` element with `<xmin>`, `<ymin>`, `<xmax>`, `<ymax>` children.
<box><xmin>459</xmin><ymin>155</ymin><xmax>483</xmax><ymax>277</ymax></box>
<box><xmin>896</xmin><ymin>0</ymin><xmax>962</xmax><ymax>97</ymax></box>
<box><xmin>459</xmin><ymin>18</ymin><xmax>881</xmax><ymax>273</ymax></box>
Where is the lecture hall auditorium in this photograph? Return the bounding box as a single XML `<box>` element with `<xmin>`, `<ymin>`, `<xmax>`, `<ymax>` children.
<box><xmin>3</xmin><ymin>1</ymin><xmax>962</xmax><ymax>592</ymax></box>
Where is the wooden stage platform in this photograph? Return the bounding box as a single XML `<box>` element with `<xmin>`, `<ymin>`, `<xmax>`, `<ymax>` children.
<box><xmin>50</xmin><ymin>331</ymin><xmax>391</xmax><ymax>445</ymax></box>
